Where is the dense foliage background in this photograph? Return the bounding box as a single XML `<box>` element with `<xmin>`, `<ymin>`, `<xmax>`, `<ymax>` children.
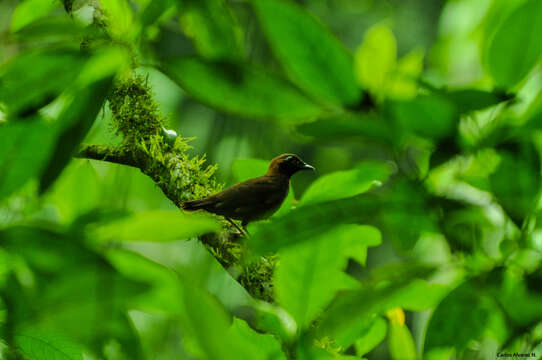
<box><xmin>1</xmin><ymin>0</ymin><xmax>542</xmax><ymax>359</ymax></box>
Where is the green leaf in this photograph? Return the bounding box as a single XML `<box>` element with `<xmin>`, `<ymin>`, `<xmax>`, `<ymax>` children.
<box><xmin>354</xmin><ymin>24</ymin><xmax>397</xmax><ymax>97</ymax></box>
<box><xmin>490</xmin><ymin>148</ymin><xmax>539</xmax><ymax>225</ymax></box>
<box><xmin>392</xmin><ymin>95</ymin><xmax>457</xmax><ymax>139</ymax></box>
<box><xmin>251</xmin><ymin>0</ymin><xmax>361</xmax><ymax>107</ymax></box>
<box><xmin>424</xmin><ymin>281</ymin><xmax>507</xmax><ymax>354</ymax></box>
<box><xmin>10</xmin><ymin>0</ymin><xmax>59</xmax><ymax>32</ymax></box>
<box><xmin>178</xmin><ymin>281</ymin><xmax>278</xmax><ymax>360</ymax></box>
<box><xmin>313</xmin><ymin>263</ymin><xmax>436</xmax><ymax>344</ymax></box>
<box><xmin>388</xmin><ymin>322</ymin><xmax>417</xmax><ymax>360</ymax></box>
<box><xmin>232</xmin><ymin>158</ymin><xmax>294</xmax><ymax>217</ymax></box>
<box><xmin>0</xmin><ymin>49</ymin><xmax>87</xmax><ymax>119</ymax></box>
<box><xmin>39</xmin><ymin>77</ymin><xmax>113</xmax><ymax>193</ymax></box>
<box><xmin>228</xmin><ymin>318</ymin><xmax>287</xmax><ymax>360</ymax></box>
<box><xmin>0</xmin><ymin>120</ymin><xmax>56</xmax><ymax>200</ymax></box>
<box><xmin>444</xmin><ymin>89</ymin><xmax>513</xmax><ymax>114</ymax></box>
<box><xmin>275</xmin><ymin>225</ymin><xmax>380</xmax><ymax>329</ymax></box>
<box><xmin>248</xmin><ymin>194</ymin><xmax>380</xmax><ymax>254</ymax></box>
<box><xmin>354</xmin><ymin>317</ymin><xmax>387</xmax><ymax>356</ymax></box>
<box><xmin>160</xmin><ymin>57</ymin><xmax>321</xmax><ymax>122</ymax></box>
<box><xmin>138</xmin><ymin>0</ymin><xmax>175</xmax><ymax>29</ymax></box>
<box><xmin>15</xmin><ymin>331</ymin><xmax>83</xmax><ymax>360</ymax></box>
<box><xmin>299</xmin><ymin>161</ymin><xmax>394</xmax><ymax>206</ymax></box>
<box><xmin>296</xmin><ymin>113</ymin><xmax>393</xmax><ymax>144</ymax></box>
<box><xmin>100</xmin><ymin>0</ymin><xmax>134</xmax><ymax>40</ymax></box>
<box><xmin>486</xmin><ymin>0</ymin><xmax>542</xmax><ymax>87</ymax></box>
<box><xmin>92</xmin><ymin>210</ymin><xmax>221</xmax><ymax>242</ymax></box>
<box><xmin>180</xmin><ymin>0</ymin><xmax>244</xmax><ymax>61</ymax></box>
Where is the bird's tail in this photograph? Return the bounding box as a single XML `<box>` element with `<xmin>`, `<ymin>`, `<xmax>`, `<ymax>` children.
<box><xmin>181</xmin><ymin>199</ymin><xmax>210</xmax><ymax>211</ymax></box>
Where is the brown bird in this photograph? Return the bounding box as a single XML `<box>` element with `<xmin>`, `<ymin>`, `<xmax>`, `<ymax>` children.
<box><xmin>182</xmin><ymin>154</ymin><xmax>314</xmax><ymax>234</ymax></box>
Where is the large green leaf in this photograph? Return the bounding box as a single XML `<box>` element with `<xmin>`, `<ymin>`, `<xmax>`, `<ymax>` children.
<box><xmin>0</xmin><ymin>120</ymin><xmax>56</xmax><ymax>200</ymax></box>
<box><xmin>296</xmin><ymin>113</ymin><xmax>393</xmax><ymax>144</ymax></box>
<box><xmin>251</xmin><ymin>0</ymin><xmax>361</xmax><ymax>107</ymax></box>
<box><xmin>486</xmin><ymin>0</ymin><xmax>542</xmax><ymax>87</ymax></box>
<box><xmin>180</xmin><ymin>0</ymin><xmax>244</xmax><ymax>61</ymax></box>
<box><xmin>14</xmin><ymin>331</ymin><xmax>83</xmax><ymax>360</ymax></box>
<box><xmin>91</xmin><ymin>210</ymin><xmax>221</xmax><ymax>242</ymax></box>
<box><xmin>10</xmin><ymin>0</ymin><xmax>59</xmax><ymax>32</ymax></box>
<box><xmin>275</xmin><ymin>225</ymin><xmax>380</xmax><ymax>329</ymax></box>
<box><xmin>299</xmin><ymin>161</ymin><xmax>394</xmax><ymax>206</ymax></box>
<box><xmin>0</xmin><ymin>49</ymin><xmax>87</xmax><ymax>119</ymax></box>
<box><xmin>160</xmin><ymin>57</ymin><xmax>321</xmax><ymax>121</ymax></box>
<box><xmin>248</xmin><ymin>194</ymin><xmax>380</xmax><ymax>254</ymax></box>
<box><xmin>39</xmin><ymin>77</ymin><xmax>113</xmax><ymax>193</ymax></box>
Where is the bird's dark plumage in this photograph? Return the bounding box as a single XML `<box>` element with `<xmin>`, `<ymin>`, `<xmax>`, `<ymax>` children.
<box><xmin>182</xmin><ymin>154</ymin><xmax>314</xmax><ymax>228</ymax></box>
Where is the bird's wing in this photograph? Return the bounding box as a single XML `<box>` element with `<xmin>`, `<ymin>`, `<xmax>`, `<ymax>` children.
<box><xmin>206</xmin><ymin>176</ymin><xmax>289</xmax><ymax>219</ymax></box>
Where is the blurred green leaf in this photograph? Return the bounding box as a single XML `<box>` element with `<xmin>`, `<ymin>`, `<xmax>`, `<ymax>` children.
<box><xmin>138</xmin><ymin>0</ymin><xmax>175</xmax><ymax>29</ymax></box>
<box><xmin>388</xmin><ymin>321</ymin><xmax>417</xmax><ymax>360</ymax></box>
<box><xmin>39</xmin><ymin>76</ymin><xmax>113</xmax><ymax>193</ymax></box>
<box><xmin>354</xmin><ymin>24</ymin><xmax>396</xmax><ymax>98</ymax></box>
<box><xmin>392</xmin><ymin>95</ymin><xmax>457</xmax><ymax>139</ymax></box>
<box><xmin>490</xmin><ymin>149</ymin><xmax>539</xmax><ymax>225</ymax></box>
<box><xmin>248</xmin><ymin>194</ymin><xmax>379</xmax><ymax>254</ymax></box>
<box><xmin>275</xmin><ymin>225</ymin><xmax>380</xmax><ymax>329</ymax></box>
<box><xmin>444</xmin><ymin>89</ymin><xmax>513</xmax><ymax>114</ymax></box>
<box><xmin>296</xmin><ymin>113</ymin><xmax>393</xmax><ymax>144</ymax></box>
<box><xmin>232</xmin><ymin>158</ymin><xmax>294</xmax><ymax>217</ymax></box>
<box><xmin>0</xmin><ymin>120</ymin><xmax>56</xmax><ymax>200</ymax></box>
<box><xmin>251</xmin><ymin>0</ymin><xmax>361</xmax><ymax>107</ymax></box>
<box><xmin>0</xmin><ymin>49</ymin><xmax>87</xmax><ymax>119</ymax></box>
<box><xmin>160</xmin><ymin>57</ymin><xmax>321</xmax><ymax>121</ymax></box>
<box><xmin>299</xmin><ymin>161</ymin><xmax>394</xmax><ymax>206</ymax></box>
<box><xmin>10</xmin><ymin>0</ymin><xmax>59</xmax><ymax>32</ymax></box>
<box><xmin>100</xmin><ymin>0</ymin><xmax>134</xmax><ymax>40</ymax></box>
<box><xmin>354</xmin><ymin>317</ymin><xmax>387</xmax><ymax>356</ymax></box>
<box><xmin>314</xmin><ymin>263</ymin><xmax>436</xmax><ymax>345</ymax></box>
<box><xmin>11</xmin><ymin>16</ymin><xmax>90</xmax><ymax>44</ymax></box>
<box><xmin>424</xmin><ymin>281</ymin><xmax>508</xmax><ymax>355</ymax></box>
<box><xmin>180</xmin><ymin>0</ymin><xmax>244</xmax><ymax>61</ymax></box>
<box><xmin>179</xmin><ymin>281</ymin><xmax>280</xmax><ymax>360</ymax></box>
<box><xmin>92</xmin><ymin>210</ymin><xmax>221</xmax><ymax>242</ymax></box>
<box><xmin>486</xmin><ymin>0</ymin><xmax>542</xmax><ymax>87</ymax></box>
<box><xmin>15</xmin><ymin>331</ymin><xmax>83</xmax><ymax>360</ymax></box>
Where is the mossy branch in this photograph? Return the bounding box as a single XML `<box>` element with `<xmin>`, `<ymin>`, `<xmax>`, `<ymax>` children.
<box><xmin>76</xmin><ymin>77</ymin><xmax>274</xmax><ymax>302</ymax></box>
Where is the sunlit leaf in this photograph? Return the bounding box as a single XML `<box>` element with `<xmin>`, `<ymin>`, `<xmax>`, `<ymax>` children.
<box><xmin>354</xmin><ymin>24</ymin><xmax>396</xmax><ymax>98</ymax></box>
<box><xmin>10</xmin><ymin>0</ymin><xmax>59</xmax><ymax>32</ymax></box>
<box><xmin>161</xmin><ymin>57</ymin><xmax>321</xmax><ymax>122</ymax></box>
<box><xmin>100</xmin><ymin>0</ymin><xmax>134</xmax><ymax>40</ymax></box>
<box><xmin>486</xmin><ymin>0</ymin><xmax>542</xmax><ymax>87</ymax></box>
<box><xmin>15</xmin><ymin>331</ymin><xmax>83</xmax><ymax>360</ymax></box>
<box><xmin>138</xmin><ymin>0</ymin><xmax>175</xmax><ymax>29</ymax></box>
<box><xmin>388</xmin><ymin>321</ymin><xmax>417</xmax><ymax>360</ymax></box>
<box><xmin>39</xmin><ymin>77</ymin><xmax>113</xmax><ymax>193</ymax></box>
<box><xmin>92</xmin><ymin>210</ymin><xmax>221</xmax><ymax>242</ymax></box>
<box><xmin>299</xmin><ymin>161</ymin><xmax>394</xmax><ymax>206</ymax></box>
<box><xmin>251</xmin><ymin>0</ymin><xmax>362</xmax><ymax>107</ymax></box>
<box><xmin>180</xmin><ymin>0</ymin><xmax>244</xmax><ymax>61</ymax></box>
<box><xmin>228</xmin><ymin>318</ymin><xmax>286</xmax><ymax>360</ymax></box>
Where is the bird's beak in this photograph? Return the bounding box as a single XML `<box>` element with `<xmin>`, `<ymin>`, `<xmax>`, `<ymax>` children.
<box><xmin>301</xmin><ymin>163</ymin><xmax>315</xmax><ymax>171</ymax></box>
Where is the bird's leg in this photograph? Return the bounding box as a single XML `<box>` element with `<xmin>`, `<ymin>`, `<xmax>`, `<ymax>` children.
<box><xmin>226</xmin><ymin>217</ymin><xmax>248</xmax><ymax>237</ymax></box>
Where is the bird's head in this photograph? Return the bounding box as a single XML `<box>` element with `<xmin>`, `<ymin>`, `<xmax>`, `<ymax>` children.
<box><xmin>266</xmin><ymin>153</ymin><xmax>315</xmax><ymax>177</ymax></box>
